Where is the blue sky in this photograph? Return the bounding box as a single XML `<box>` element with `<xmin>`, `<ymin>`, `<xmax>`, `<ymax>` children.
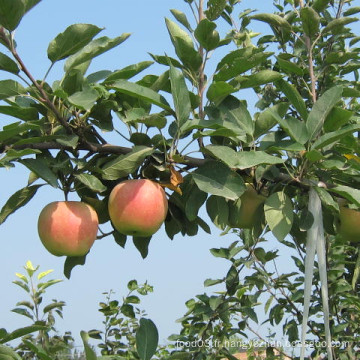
<box><xmin>1</xmin><ymin>0</ymin><xmax>353</xmax><ymax>352</ymax></box>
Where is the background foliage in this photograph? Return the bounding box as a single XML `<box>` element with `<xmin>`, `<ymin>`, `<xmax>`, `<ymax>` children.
<box><xmin>1</xmin><ymin>0</ymin><xmax>360</xmax><ymax>359</ymax></box>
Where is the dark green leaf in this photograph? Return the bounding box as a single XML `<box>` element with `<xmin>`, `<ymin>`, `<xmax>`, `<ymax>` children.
<box><xmin>64</xmin><ymin>255</ymin><xmax>87</xmax><ymax>279</ymax></box>
<box><xmin>0</xmin><ymin>52</ymin><xmax>19</xmax><ymax>74</ymax></box>
<box><xmin>225</xmin><ymin>265</ymin><xmax>239</xmax><ymax>295</ymax></box>
<box><xmin>275</xmin><ymin>79</ymin><xmax>308</xmax><ymax>120</ymax></box>
<box><xmin>0</xmin><ymin>185</ymin><xmax>42</xmax><ymax>225</ymax></box>
<box><xmin>0</xmin><ymin>0</ymin><xmax>25</xmax><ymax>31</ymax></box>
<box><xmin>329</xmin><ymin>185</ymin><xmax>360</xmax><ymax>207</ymax></box>
<box><xmin>192</xmin><ymin>161</ymin><xmax>245</xmax><ymax>200</ymax></box>
<box><xmin>65</xmin><ymin>34</ymin><xmax>130</xmax><ymax>71</ymax></box>
<box><xmin>184</xmin><ymin>185</ymin><xmax>207</xmax><ymax>221</ymax></box>
<box><xmin>133</xmin><ymin>236</ymin><xmax>151</xmax><ymax>259</ymax></box>
<box><xmin>206</xmin><ymin>195</ymin><xmax>229</xmax><ymax>230</ymax></box>
<box><xmin>206</xmin><ymin>81</ymin><xmax>235</xmax><ymax>105</ymax></box>
<box><xmin>136</xmin><ymin>318</ymin><xmax>159</xmax><ymax>360</ymax></box>
<box><xmin>47</xmin><ymin>24</ymin><xmax>103</xmax><ymax>63</ymax></box>
<box><xmin>20</xmin><ymin>158</ymin><xmax>59</xmax><ymax>188</ymax></box>
<box><xmin>56</xmin><ymin>134</ymin><xmax>79</xmax><ymax>149</ymax></box>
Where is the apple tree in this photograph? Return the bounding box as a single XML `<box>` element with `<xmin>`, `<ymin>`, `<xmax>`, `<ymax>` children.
<box><xmin>1</xmin><ymin>0</ymin><xmax>360</xmax><ymax>359</ymax></box>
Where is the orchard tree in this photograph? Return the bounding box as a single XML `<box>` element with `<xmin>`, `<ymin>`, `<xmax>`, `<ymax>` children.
<box><xmin>0</xmin><ymin>0</ymin><xmax>360</xmax><ymax>359</ymax></box>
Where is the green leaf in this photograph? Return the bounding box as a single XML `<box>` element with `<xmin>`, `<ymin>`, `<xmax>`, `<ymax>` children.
<box><xmin>11</xmin><ymin>308</ymin><xmax>33</xmax><ymax>320</ymax></box>
<box><xmin>323</xmin><ymin>106</ymin><xmax>353</xmax><ymax>132</ymax></box>
<box><xmin>322</xmin><ymin>17</ymin><xmax>358</xmax><ymax>35</ymax></box>
<box><xmin>206</xmin><ymin>95</ymin><xmax>253</xmax><ymax>136</ymax></box>
<box><xmin>43</xmin><ymin>301</ymin><xmax>65</xmax><ymax>314</ymax></box>
<box><xmin>105</xmin><ymin>61</ymin><xmax>154</xmax><ymax>82</ymax></box>
<box><xmin>275</xmin><ymin>79</ymin><xmax>308</xmax><ymax>120</ymax></box>
<box><xmin>236</xmin><ymin>70</ymin><xmax>283</xmax><ymax>89</ymax></box>
<box><xmin>0</xmin><ymin>80</ymin><xmax>26</xmax><ymax>100</ymax></box>
<box><xmin>102</xmin><ymin>146</ymin><xmax>153</xmax><ymax>181</ymax></box>
<box><xmin>0</xmin><ymin>121</ymin><xmax>41</xmax><ymax>141</ymax></box>
<box><xmin>20</xmin><ymin>158</ymin><xmax>59</xmax><ymax>188</ymax></box>
<box><xmin>0</xmin><ymin>0</ymin><xmax>25</xmax><ymax>31</ymax></box>
<box><xmin>0</xmin><ymin>185</ymin><xmax>42</xmax><ymax>225</ymax></box>
<box><xmin>56</xmin><ymin>134</ymin><xmax>79</xmax><ymax>149</ymax></box>
<box><xmin>37</xmin><ymin>269</ymin><xmax>53</xmax><ymax>280</ymax></box>
<box><xmin>136</xmin><ymin>318</ymin><xmax>159</xmax><ymax>360</ymax></box>
<box><xmin>254</xmin><ymin>103</ymin><xmax>289</xmax><ymax>138</ymax></box>
<box><xmin>306</xmin><ymin>86</ymin><xmax>343</xmax><ymax>141</ymax></box>
<box><xmin>81</xmin><ymin>331</ymin><xmax>98</xmax><ymax>360</ymax></box>
<box><xmin>329</xmin><ymin>185</ymin><xmax>360</xmax><ymax>207</ymax></box>
<box><xmin>65</xmin><ymin>34</ymin><xmax>130</xmax><ymax>71</ymax></box>
<box><xmin>235</xmin><ymin>151</ymin><xmax>284</xmax><ymax>169</ymax></box>
<box><xmin>194</xmin><ymin>18</ymin><xmax>220</xmax><ymax>51</ymax></box>
<box><xmin>205</xmin><ymin>0</ymin><xmax>227</xmax><ymax>20</ymax></box>
<box><xmin>170</xmin><ymin>9</ymin><xmax>192</xmax><ymax>31</ymax></box>
<box><xmin>75</xmin><ymin>173</ymin><xmax>106</xmax><ymax>193</ymax></box>
<box><xmin>311</xmin><ymin>124</ymin><xmax>360</xmax><ymax>150</ymax></box>
<box><xmin>68</xmin><ymin>86</ymin><xmax>99</xmax><ymax>111</ymax></box>
<box><xmin>225</xmin><ymin>265</ymin><xmax>239</xmax><ymax>295</ymax></box>
<box><xmin>109</xmin><ymin>80</ymin><xmax>172</xmax><ymax>112</ymax></box>
<box><xmin>314</xmin><ymin>187</ymin><xmax>339</xmax><ymax>212</ymax></box>
<box><xmin>133</xmin><ymin>236</ymin><xmax>151</xmax><ymax>259</ymax></box>
<box><xmin>64</xmin><ymin>255</ymin><xmax>87</xmax><ymax>279</ymax></box>
<box><xmin>192</xmin><ymin>161</ymin><xmax>245</xmax><ymax>200</ymax></box>
<box><xmin>165</xmin><ymin>18</ymin><xmax>202</xmax><ymax>71</ymax></box>
<box><xmin>276</xmin><ymin>56</ymin><xmax>304</xmax><ymax>76</ymax></box>
<box><xmin>250</xmin><ymin>13</ymin><xmax>292</xmax><ymax>31</ymax></box>
<box><xmin>184</xmin><ymin>185</ymin><xmax>207</xmax><ymax>221</ymax></box>
<box><xmin>300</xmin><ymin>7</ymin><xmax>320</xmax><ymax>38</ymax></box>
<box><xmin>206</xmin><ymin>195</ymin><xmax>229</xmax><ymax>230</ymax></box>
<box><xmin>206</xmin><ymin>81</ymin><xmax>235</xmax><ymax>105</ymax></box>
<box><xmin>0</xmin><ymin>52</ymin><xmax>19</xmax><ymax>74</ymax></box>
<box><xmin>215</xmin><ymin>47</ymin><xmax>273</xmax><ymax>81</ymax></box>
<box><xmin>0</xmin><ymin>325</ymin><xmax>48</xmax><ymax>344</ymax></box>
<box><xmin>24</xmin><ymin>0</ymin><xmax>41</xmax><ymax>13</ymax></box>
<box><xmin>169</xmin><ymin>64</ymin><xmax>191</xmax><ymax>132</ymax></box>
<box><xmin>47</xmin><ymin>24</ymin><xmax>102</xmax><ymax>63</ymax></box>
<box><xmin>0</xmin><ymin>105</ymin><xmax>38</xmax><ymax>121</ymax></box>
<box><xmin>269</xmin><ymin>110</ymin><xmax>309</xmax><ymax>144</ymax></box>
<box><xmin>264</xmin><ymin>192</ymin><xmax>293</xmax><ymax>242</ymax></box>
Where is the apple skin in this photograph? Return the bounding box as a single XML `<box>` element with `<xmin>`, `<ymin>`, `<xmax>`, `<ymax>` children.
<box><xmin>228</xmin><ymin>185</ymin><xmax>266</xmax><ymax>229</ymax></box>
<box><xmin>108</xmin><ymin>179</ymin><xmax>168</xmax><ymax>237</ymax></box>
<box><xmin>38</xmin><ymin>201</ymin><xmax>99</xmax><ymax>256</ymax></box>
<box><xmin>338</xmin><ymin>206</ymin><xmax>360</xmax><ymax>243</ymax></box>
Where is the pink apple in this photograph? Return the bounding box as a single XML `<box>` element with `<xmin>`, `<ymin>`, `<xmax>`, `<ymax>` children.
<box><xmin>108</xmin><ymin>179</ymin><xmax>168</xmax><ymax>237</ymax></box>
<box><xmin>38</xmin><ymin>201</ymin><xmax>99</xmax><ymax>256</ymax></box>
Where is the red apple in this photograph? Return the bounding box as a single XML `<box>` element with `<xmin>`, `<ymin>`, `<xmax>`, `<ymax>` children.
<box><xmin>108</xmin><ymin>179</ymin><xmax>168</xmax><ymax>237</ymax></box>
<box><xmin>38</xmin><ymin>201</ymin><xmax>99</xmax><ymax>256</ymax></box>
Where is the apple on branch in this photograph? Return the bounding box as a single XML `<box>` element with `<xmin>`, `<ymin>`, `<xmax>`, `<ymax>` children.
<box><xmin>38</xmin><ymin>201</ymin><xmax>99</xmax><ymax>256</ymax></box>
<box><xmin>108</xmin><ymin>179</ymin><xmax>168</xmax><ymax>237</ymax></box>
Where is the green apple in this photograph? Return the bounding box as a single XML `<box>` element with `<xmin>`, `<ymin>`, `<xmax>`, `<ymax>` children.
<box><xmin>228</xmin><ymin>184</ymin><xmax>266</xmax><ymax>229</ymax></box>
